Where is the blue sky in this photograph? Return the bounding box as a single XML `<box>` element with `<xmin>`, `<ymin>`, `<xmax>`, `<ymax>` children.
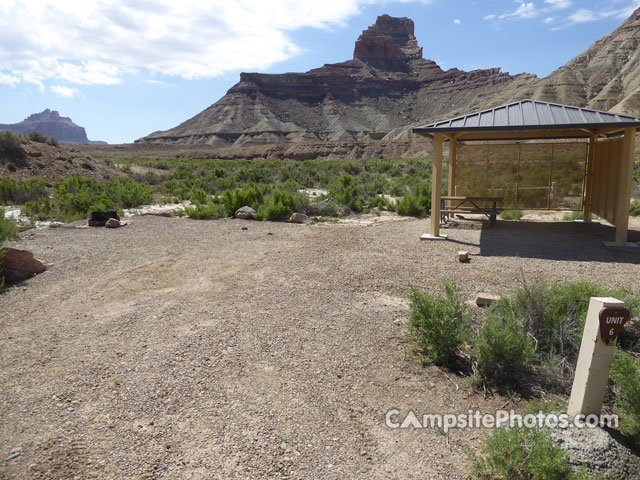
<box><xmin>1</xmin><ymin>0</ymin><xmax>639</xmax><ymax>144</ymax></box>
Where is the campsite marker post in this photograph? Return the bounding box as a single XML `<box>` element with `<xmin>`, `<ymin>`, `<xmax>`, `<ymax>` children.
<box><xmin>567</xmin><ymin>297</ymin><xmax>629</xmax><ymax>417</ymax></box>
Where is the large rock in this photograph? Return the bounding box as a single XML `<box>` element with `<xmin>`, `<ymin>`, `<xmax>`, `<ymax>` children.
<box><xmin>0</xmin><ymin>248</ymin><xmax>46</xmax><ymax>283</ymax></box>
<box><xmin>289</xmin><ymin>213</ymin><xmax>309</xmax><ymax>224</ymax></box>
<box><xmin>235</xmin><ymin>206</ymin><xmax>256</xmax><ymax>220</ymax></box>
<box><xmin>551</xmin><ymin>424</ymin><xmax>640</xmax><ymax>479</ymax></box>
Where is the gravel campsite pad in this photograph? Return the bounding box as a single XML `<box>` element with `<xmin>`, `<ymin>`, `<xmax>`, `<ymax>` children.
<box><xmin>1</xmin><ymin>215</ymin><xmax>640</xmax><ymax>479</ymax></box>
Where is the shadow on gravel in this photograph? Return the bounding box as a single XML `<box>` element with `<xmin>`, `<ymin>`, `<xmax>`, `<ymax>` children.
<box><xmin>479</xmin><ymin>221</ymin><xmax>640</xmax><ymax>263</ymax></box>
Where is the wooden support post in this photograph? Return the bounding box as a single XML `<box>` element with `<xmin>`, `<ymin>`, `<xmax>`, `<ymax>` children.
<box><xmin>584</xmin><ymin>133</ymin><xmax>597</xmax><ymax>222</ymax></box>
<box><xmin>430</xmin><ymin>133</ymin><xmax>444</xmax><ymax>237</ymax></box>
<box><xmin>615</xmin><ymin>127</ymin><xmax>636</xmax><ymax>244</ymax></box>
<box><xmin>568</xmin><ymin>297</ymin><xmax>627</xmax><ymax>417</ymax></box>
<box><xmin>448</xmin><ymin>136</ymin><xmax>457</xmax><ymax>199</ymax></box>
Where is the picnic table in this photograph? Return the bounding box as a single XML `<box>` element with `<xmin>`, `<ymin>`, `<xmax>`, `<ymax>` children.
<box><xmin>439</xmin><ymin>196</ymin><xmax>503</xmax><ymax>226</ymax></box>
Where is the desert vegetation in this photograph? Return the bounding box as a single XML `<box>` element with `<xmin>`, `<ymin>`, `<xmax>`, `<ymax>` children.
<box><xmin>407</xmin><ymin>278</ymin><xmax>640</xmax><ymax>477</ymax></box>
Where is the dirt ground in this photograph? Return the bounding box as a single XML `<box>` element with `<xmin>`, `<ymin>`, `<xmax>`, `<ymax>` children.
<box><xmin>1</xmin><ymin>213</ymin><xmax>640</xmax><ymax>479</ymax></box>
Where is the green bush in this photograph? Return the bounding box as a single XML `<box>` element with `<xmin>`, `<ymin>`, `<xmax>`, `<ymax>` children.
<box><xmin>610</xmin><ymin>350</ymin><xmax>640</xmax><ymax>448</ymax></box>
<box><xmin>0</xmin><ymin>177</ymin><xmax>50</xmax><ymax>205</ymax></box>
<box><xmin>184</xmin><ymin>201</ymin><xmax>227</xmax><ymax>219</ymax></box>
<box><xmin>631</xmin><ymin>198</ymin><xmax>640</xmax><ymax>216</ymax></box>
<box><xmin>0</xmin><ymin>130</ymin><xmax>26</xmax><ymax>162</ymax></box>
<box><xmin>0</xmin><ymin>210</ymin><xmax>19</xmax><ymax>245</ymax></box>
<box><xmin>500</xmin><ymin>209</ymin><xmax>523</xmax><ymax>220</ymax></box>
<box><xmin>222</xmin><ymin>185</ymin><xmax>265</xmax><ymax>214</ymax></box>
<box><xmin>329</xmin><ymin>174</ymin><xmax>365</xmax><ymax>213</ymax></box>
<box><xmin>472</xmin><ymin>427</ymin><xmax>575</xmax><ymax>480</ymax></box>
<box><xmin>396</xmin><ymin>182</ymin><xmax>431</xmax><ymax>217</ymax></box>
<box><xmin>407</xmin><ymin>281</ymin><xmax>470</xmax><ymax>366</ymax></box>
<box><xmin>6</xmin><ymin>162</ymin><xmax>16</xmax><ymax>172</ymax></box>
<box><xmin>107</xmin><ymin>178</ymin><xmax>154</xmax><ymax>209</ymax></box>
<box><xmin>475</xmin><ymin>302</ymin><xmax>537</xmax><ymax>386</ymax></box>
<box><xmin>23</xmin><ymin>197</ymin><xmax>54</xmax><ymax>221</ymax></box>
<box><xmin>255</xmin><ymin>188</ymin><xmax>296</xmax><ymax>221</ymax></box>
<box><xmin>562</xmin><ymin>210</ymin><xmax>584</xmax><ymax>221</ymax></box>
<box><xmin>27</xmin><ymin>131</ymin><xmax>48</xmax><ymax>143</ymax></box>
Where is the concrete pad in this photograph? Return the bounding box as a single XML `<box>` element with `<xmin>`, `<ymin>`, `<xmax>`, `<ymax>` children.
<box><xmin>603</xmin><ymin>241</ymin><xmax>639</xmax><ymax>249</ymax></box>
<box><xmin>420</xmin><ymin>234</ymin><xmax>448</xmax><ymax>241</ymax></box>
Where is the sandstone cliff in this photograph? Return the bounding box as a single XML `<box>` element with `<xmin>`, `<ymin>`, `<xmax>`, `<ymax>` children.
<box><xmin>0</xmin><ymin>109</ymin><xmax>91</xmax><ymax>145</ymax></box>
<box><xmin>139</xmin><ymin>15</ymin><xmax>535</xmax><ymax>146</ymax></box>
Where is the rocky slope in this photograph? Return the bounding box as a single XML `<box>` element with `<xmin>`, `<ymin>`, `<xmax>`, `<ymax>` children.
<box><xmin>0</xmin><ymin>110</ymin><xmax>102</xmax><ymax>145</ymax></box>
<box><xmin>139</xmin><ymin>15</ymin><xmax>536</xmax><ymax>146</ymax></box>
<box><xmin>482</xmin><ymin>7</ymin><xmax>640</xmax><ymax>115</ymax></box>
<box><xmin>139</xmin><ymin>9</ymin><xmax>640</xmax><ymax>148</ymax></box>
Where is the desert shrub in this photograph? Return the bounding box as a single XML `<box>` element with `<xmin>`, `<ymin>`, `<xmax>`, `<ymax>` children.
<box><xmin>610</xmin><ymin>350</ymin><xmax>640</xmax><ymax>448</ymax></box>
<box><xmin>475</xmin><ymin>302</ymin><xmax>537</xmax><ymax>386</ymax></box>
<box><xmin>106</xmin><ymin>178</ymin><xmax>153</xmax><ymax>209</ymax></box>
<box><xmin>189</xmin><ymin>188</ymin><xmax>208</xmax><ymax>205</ymax></box>
<box><xmin>184</xmin><ymin>201</ymin><xmax>227</xmax><ymax>219</ymax></box>
<box><xmin>47</xmin><ymin>137</ymin><xmax>59</xmax><ymax>147</ymax></box>
<box><xmin>396</xmin><ymin>182</ymin><xmax>431</xmax><ymax>217</ymax></box>
<box><xmin>0</xmin><ymin>177</ymin><xmax>50</xmax><ymax>205</ymax></box>
<box><xmin>54</xmin><ymin>176</ymin><xmax>111</xmax><ymax>220</ymax></box>
<box><xmin>6</xmin><ymin>162</ymin><xmax>16</xmax><ymax>172</ymax></box>
<box><xmin>471</xmin><ymin>427</ymin><xmax>575</xmax><ymax>480</ymax></box>
<box><xmin>407</xmin><ymin>281</ymin><xmax>470</xmax><ymax>366</ymax></box>
<box><xmin>0</xmin><ymin>210</ymin><xmax>19</xmax><ymax>246</ymax></box>
<box><xmin>0</xmin><ymin>131</ymin><xmax>26</xmax><ymax>162</ymax></box>
<box><xmin>500</xmin><ymin>209</ymin><xmax>523</xmax><ymax>220</ymax></box>
<box><xmin>368</xmin><ymin>195</ymin><xmax>392</xmax><ymax>211</ymax></box>
<box><xmin>23</xmin><ymin>197</ymin><xmax>54</xmax><ymax>221</ymax></box>
<box><xmin>562</xmin><ymin>210</ymin><xmax>584</xmax><ymax>221</ymax></box>
<box><xmin>630</xmin><ymin>198</ymin><xmax>640</xmax><ymax>216</ymax></box>
<box><xmin>256</xmin><ymin>188</ymin><xmax>295</xmax><ymax>221</ymax></box>
<box><xmin>329</xmin><ymin>174</ymin><xmax>365</xmax><ymax>213</ymax></box>
<box><xmin>27</xmin><ymin>131</ymin><xmax>48</xmax><ymax>143</ymax></box>
<box><xmin>305</xmin><ymin>198</ymin><xmax>337</xmax><ymax>217</ymax></box>
<box><xmin>222</xmin><ymin>184</ymin><xmax>266</xmax><ymax>214</ymax></box>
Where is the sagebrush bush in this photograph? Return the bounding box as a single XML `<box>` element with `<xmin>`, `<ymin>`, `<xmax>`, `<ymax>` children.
<box><xmin>0</xmin><ymin>130</ymin><xmax>26</xmax><ymax>162</ymax></box>
<box><xmin>610</xmin><ymin>349</ymin><xmax>640</xmax><ymax>448</ymax></box>
<box><xmin>500</xmin><ymin>209</ymin><xmax>523</xmax><ymax>220</ymax></box>
<box><xmin>0</xmin><ymin>210</ymin><xmax>19</xmax><ymax>245</ymax></box>
<box><xmin>222</xmin><ymin>184</ymin><xmax>266</xmax><ymax>214</ymax></box>
<box><xmin>395</xmin><ymin>182</ymin><xmax>431</xmax><ymax>217</ymax></box>
<box><xmin>472</xmin><ymin>427</ymin><xmax>576</xmax><ymax>480</ymax></box>
<box><xmin>27</xmin><ymin>131</ymin><xmax>48</xmax><ymax>143</ymax></box>
<box><xmin>184</xmin><ymin>201</ymin><xmax>227</xmax><ymax>219</ymax></box>
<box><xmin>631</xmin><ymin>198</ymin><xmax>640</xmax><ymax>216</ymax></box>
<box><xmin>475</xmin><ymin>302</ymin><xmax>537</xmax><ymax>386</ymax></box>
<box><xmin>255</xmin><ymin>188</ymin><xmax>297</xmax><ymax>221</ymax></box>
<box><xmin>407</xmin><ymin>281</ymin><xmax>470</xmax><ymax>366</ymax></box>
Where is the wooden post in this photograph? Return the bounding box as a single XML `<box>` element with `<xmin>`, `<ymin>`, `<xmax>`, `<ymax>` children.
<box><xmin>584</xmin><ymin>133</ymin><xmax>597</xmax><ymax>222</ymax></box>
<box><xmin>568</xmin><ymin>297</ymin><xmax>626</xmax><ymax>417</ymax></box>
<box><xmin>431</xmin><ymin>133</ymin><xmax>444</xmax><ymax>237</ymax></box>
<box><xmin>615</xmin><ymin>127</ymin><xmax>636</xmax><ymax>244</ymax></box>
<box><xmin>448</xmin><ymin>136</ymin><xmax>457</xmax><ymax>199</ymax></box>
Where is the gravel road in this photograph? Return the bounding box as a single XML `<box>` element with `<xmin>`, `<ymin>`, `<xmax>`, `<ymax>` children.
<box><xmin>1</xmin><ymin>214</ymin><xmax>639</xmax><ymax>479</ymax></box>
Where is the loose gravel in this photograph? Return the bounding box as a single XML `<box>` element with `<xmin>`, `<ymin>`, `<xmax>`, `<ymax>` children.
<box><xmin>1</xmin><ymin>214</ymin><xmax>639</xmax><ymax>479</ymax></box>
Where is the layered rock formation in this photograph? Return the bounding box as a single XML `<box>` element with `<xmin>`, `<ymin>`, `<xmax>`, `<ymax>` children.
<box><xmin>484</xmin><ymin>7</ymin><xmax>640</xmax><ymax>115</ymax></box>
<box><xmin>139</xmin><ymin>15</ymin><xmax>535</xmax><ymax>146</ymax></box>
<box><xmin>139</xmin><ymin>9</ymin><xmax>640</xmax><ymax>147</ymax></box>
<box><xmin>0</xmin><ymin>109</ymin><xmax>92</xmax><ymax>145</ymax></box>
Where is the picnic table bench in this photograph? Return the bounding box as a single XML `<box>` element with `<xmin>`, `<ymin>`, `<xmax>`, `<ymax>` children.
<box><xmin>439</xmin><ymin>196</ymin><xmax>503</xmax><ymax>226</ymax></box>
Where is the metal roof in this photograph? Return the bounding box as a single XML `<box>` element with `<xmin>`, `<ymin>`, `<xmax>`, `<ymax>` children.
<box><xmin>413</xmin><ymin>99</ymin><xmax>640</xmax><ymax>136</ymax></box>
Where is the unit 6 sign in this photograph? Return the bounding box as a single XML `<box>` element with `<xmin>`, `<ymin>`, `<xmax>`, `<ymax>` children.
<box><xmin>599</xmin><ymin>307</ymin><xmax>630</xmax><ymax>344</ymax></box>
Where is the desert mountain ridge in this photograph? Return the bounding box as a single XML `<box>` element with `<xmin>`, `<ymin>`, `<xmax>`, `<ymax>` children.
<box><xmin>138</xmin><ymin>9</ymin><xmax>640</xmax><ymax>148</ymax></box>
<box><xmin>0</xmin><ymin>109</ymin><xmax>106</xmax><ymax>145</ymax></box>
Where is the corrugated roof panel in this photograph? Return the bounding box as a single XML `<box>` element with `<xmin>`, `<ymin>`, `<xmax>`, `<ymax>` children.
<box><xmin>494</xmin><ymin>107</ymin><xmax>508</xmax><ymax>125</ymax></box>
<box><xmin>508</xmin><ymin>104</ymin><xmax>524</xmax><ymax>126</ymax></box>
<box><xmin>521</xmin><ymin>101</ymin><xmax>539</xmax><ymax>125</ymax></box>
<box><xmin>413</xmin><ymin>99</ymin><xmax>640</xmax><ymax>134</ymax></box>
<box><xmin>479</xmin><ymin>111</ymin><xmax>493</xmax><ymax>127</ymax></box>
<box><xmin>464</xmin><ymin>114</ymin><xmax>480</xmax><ymax>127</ymax></box>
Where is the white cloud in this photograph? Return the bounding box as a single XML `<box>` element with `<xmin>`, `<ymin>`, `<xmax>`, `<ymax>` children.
<box><xmin>483</xmin><ymin>14</ymin><xmax>497</xmax><ymax>20</ymax></box>
<box><xmin>567</xmin><ymin>8</ymin><xmax>599</xmax><ymax>23</ymax></box>
<box><xmin>453</xmin><ymin>18</ymin><xmax>461</xmax><ymax>24</ymax></box>
<box><xmin>0</xmin><ymin>71</ymin><xmax>20</xmax><ymax>86</ymax></box>
<box><xmin>499</xmin><ymin>2</ymin><xmax>538</xmax><ymax>20</ymax></box>
<box><xmin>1</xmin><ymin>0</ymin><xmax>430</xmax><ymax>86</ymax></box>
<box><xmin>544</xmin><ymin>16</ymin><xmax>555</xmax><ymax>23</ymax></box>
<box><xmin>51</xmin><ymin>85</ymin><xmax>80</xmax><ymax>98</ymax></box>
<box><xmin>544</xmin><ymin>0</ymin><xmax>571</xmax><ymax>10</ymax></box>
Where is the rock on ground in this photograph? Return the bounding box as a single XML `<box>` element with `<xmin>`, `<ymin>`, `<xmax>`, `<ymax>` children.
<box><xmin>0</xmin><ymin>248</ymin><xmax>46</xmax><ymax>283</ymax></box>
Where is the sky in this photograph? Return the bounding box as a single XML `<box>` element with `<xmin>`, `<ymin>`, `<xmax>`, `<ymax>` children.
<box><xmin>1</xmin><ymin>0</ymin><xmax>639</xmax><ymax>144</ymax></box>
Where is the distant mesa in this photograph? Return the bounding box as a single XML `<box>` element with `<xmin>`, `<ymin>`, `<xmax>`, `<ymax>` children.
<box><xmin>138</xmin><ymin>9</ymin><xmax>640</xmax><ymax>147</ymax></box>
<box><xmin>0</xmin><ymin>109</ymin><xmax>106</xmax><ymax>145</ymax></box>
